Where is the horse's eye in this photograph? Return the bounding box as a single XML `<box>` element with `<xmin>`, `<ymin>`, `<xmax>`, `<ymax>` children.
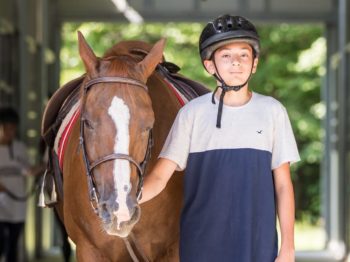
<box><xmin>84</xmin><ymin>119</ymin><xmax>94</xmax><ymax>130</ymax></box>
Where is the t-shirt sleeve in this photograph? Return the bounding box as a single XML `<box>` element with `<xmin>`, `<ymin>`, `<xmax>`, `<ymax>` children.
<box><xmin>158</xmin><ymin>106</ymin><xmax>192</xmax><ymax>171</ymax></box>
<box><xmin>271</xmin><ymin>105</ymin><xmax>300</xmax><ymax>170</ymax></box>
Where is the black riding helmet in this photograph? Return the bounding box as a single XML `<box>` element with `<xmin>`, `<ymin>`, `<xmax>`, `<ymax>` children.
<box><xmin>199</xmin><ymin>15</ymin><xmax>260</xmax><ymax>128</ymax></box>
<box><xmin>199</xmin><ymin>14</ymin><xmax>260</xmax><ymax>62</ymax></box>
<box><xmin>0</xmin><ymin>107</ymin><xmax>19</xmax><ymax>124</ymax></box>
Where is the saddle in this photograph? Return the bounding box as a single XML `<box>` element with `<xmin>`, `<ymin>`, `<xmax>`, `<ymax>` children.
<box><xmin>40</xmin><ymin>76</ymin><xmax>83</xmax><ymax>206</ymax></box>
<box><xmin>157</xmin><ymin>62</ymin><xmax>209</xmax><ymax>100</ymax></box>
<box><xmin>41</xmin><ymin>75</ymin><xmax>84</xmax><ymax>148</ymax></box>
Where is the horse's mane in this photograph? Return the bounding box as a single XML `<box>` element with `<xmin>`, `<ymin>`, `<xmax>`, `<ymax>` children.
<box><xmin>103</xmin><ymin>40</ymin><xmax>165</xmax><ymax>63</ymax></box>
<box><xmin>102</xmin><ymin>55</ymin><xmax>141</xmax><ymax>78</ymax></box>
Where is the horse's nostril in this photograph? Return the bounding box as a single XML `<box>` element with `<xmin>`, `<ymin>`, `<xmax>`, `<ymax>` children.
<box><xmin>99</xmin><ymin>202</ymin><xmax>112</xmax><ymax>223</ymax></box>
<box><xmin>101</xmin><ymin>202</ymin><xmax>108</xmax><ymax>211</ymax></box>
<box><xmin>100</xmin><ymin>200</ymin><xmax>119</xmax><ymax>212</ymax></box>
<box><xmin>101</xmin><ymin>203</ymin><xmax>110</xmax><ymax>215</ymax></box>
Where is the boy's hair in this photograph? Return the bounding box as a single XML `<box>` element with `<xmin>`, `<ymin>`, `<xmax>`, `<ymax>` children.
<box><xmin>0</xmin><ymin>107</ymin><xmax>19</xmax><ymax>124</ymax></box>
<box><xmin>199</xmin><ymin>14</ymin><xmax>260</xmax><ymax>62</ymax></box>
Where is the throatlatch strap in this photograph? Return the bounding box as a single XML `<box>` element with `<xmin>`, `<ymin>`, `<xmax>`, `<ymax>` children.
<box><xmin>217</xmin><ymin>88</ymin><xmax>226</xmax><ymax>128</ymax></box>
<box><xmin>212</xmin><ymin>83</ymin><xmax>246</xmax><ymax>128</ymax></box>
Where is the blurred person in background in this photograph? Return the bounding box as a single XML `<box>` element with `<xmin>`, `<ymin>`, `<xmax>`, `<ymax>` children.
<box><xmin>0</xmin><ymin>106</ymin><xmax>30</xmax><ymax>262</ymax></box>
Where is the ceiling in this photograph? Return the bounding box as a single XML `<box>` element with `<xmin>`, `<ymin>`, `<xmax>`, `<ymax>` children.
<box><xmin>57</xmin><ymin>0</ymin><xmax>337</xmax><ymax>23</ymax></box>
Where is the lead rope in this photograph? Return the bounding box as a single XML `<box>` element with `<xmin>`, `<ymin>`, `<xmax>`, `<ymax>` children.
<box><xmin>123</xmin><ymin>232</ymin><xmax>150</xmax><ymax>262</ymax></box>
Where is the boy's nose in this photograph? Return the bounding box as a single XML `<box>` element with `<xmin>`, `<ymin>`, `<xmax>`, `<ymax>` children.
<box><xmin>231</xmin><ymin>58</ymin><xmax>240</xmax><ymax>66</ymax></box>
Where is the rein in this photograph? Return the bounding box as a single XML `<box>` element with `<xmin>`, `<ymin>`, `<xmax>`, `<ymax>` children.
<box><xmin>79</xmin><ymin>76</ymin><xmax>153</xmax><ymax>213</ymax></box>
<box><xmin>123</xmin><ymin>233</ymin><xmax>150</xmax><ymax>262</ymax></box>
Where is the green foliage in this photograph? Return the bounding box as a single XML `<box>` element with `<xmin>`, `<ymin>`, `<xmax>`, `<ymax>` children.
<box><xmin>252</xmin><ymin>24</ymin><xmax>324</xmax><ymax>223</ymax></box>
<box><xmin>61</xmin><ymin>22</ymin><xmax>324</xmax><ymax>223</ymax></box>
<box><xmin>60</xmin><ymin>23</ymin><xmax>215</xmax><ymax>87</ymax></box>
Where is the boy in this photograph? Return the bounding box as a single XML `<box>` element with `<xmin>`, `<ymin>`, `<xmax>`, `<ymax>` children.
<box><xmin>140</xmin><ymin>14</ymin><xmax>300</xmax><ymax>262</ymax></box>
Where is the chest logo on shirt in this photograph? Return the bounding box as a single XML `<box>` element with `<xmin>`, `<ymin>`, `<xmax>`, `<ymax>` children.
<box><xmin>257</xmin><ymin>130</ymin><xmax>263</xmax><ymax>134</ymax></box>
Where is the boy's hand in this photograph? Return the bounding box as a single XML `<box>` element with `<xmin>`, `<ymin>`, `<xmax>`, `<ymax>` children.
<box><xmin>139</xmin><ymin>158</ymin><xmax>177</xmax><ymax>204</ymax></box>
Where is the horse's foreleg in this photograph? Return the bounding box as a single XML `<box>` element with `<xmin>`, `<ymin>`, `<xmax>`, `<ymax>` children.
<box><xmin>75</xmin><ymin>242</ymin><xmax>108</xmax><ymax>262</ymax></box>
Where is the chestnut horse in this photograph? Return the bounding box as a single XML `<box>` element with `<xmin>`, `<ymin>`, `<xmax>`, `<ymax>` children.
<box><xmin>54</xmin><ymin>32</ymin><xmax>187</xmax><ymax>261</ymax></box>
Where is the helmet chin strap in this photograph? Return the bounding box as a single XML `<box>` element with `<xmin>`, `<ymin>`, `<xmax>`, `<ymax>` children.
<box><xmin>211</xmin><ymin>58</ymin><xmax>255</xmax><ymax>128</ymax></box>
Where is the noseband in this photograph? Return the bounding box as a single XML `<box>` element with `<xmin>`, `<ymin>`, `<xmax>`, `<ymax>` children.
<box><xmin>79</xmin><ymin>76</ymin><xmax>153</xmax><ymax>214</ymax></box>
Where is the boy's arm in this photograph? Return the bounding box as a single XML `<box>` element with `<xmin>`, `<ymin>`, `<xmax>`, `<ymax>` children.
<box><xmin>273</xmin><ymin>162</ymin><xmax>295</xmax><ymax>262</ymax></box>
<box><xmin>139</xmin><ymin>158</ymin><xmax>178</xmax><ymax>204</ymax></box>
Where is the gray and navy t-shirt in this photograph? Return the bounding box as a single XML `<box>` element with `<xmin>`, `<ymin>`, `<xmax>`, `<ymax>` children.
<box><xmin>159</xmin><ymin>92</ymin><xmax>300</xmax><ymax>262</ymax></box>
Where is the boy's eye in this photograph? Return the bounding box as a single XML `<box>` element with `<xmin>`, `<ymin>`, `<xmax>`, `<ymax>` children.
<box><xmin>221</xmin><ymin>54</ymin><xmax>232</xmax><ymax>61</ymax></box>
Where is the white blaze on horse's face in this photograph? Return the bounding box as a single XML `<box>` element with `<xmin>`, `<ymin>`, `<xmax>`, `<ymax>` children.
<box><xmin>108</xmin><ymin>96</ymin><xmax>132</xmax><ymax>229</ymax></box>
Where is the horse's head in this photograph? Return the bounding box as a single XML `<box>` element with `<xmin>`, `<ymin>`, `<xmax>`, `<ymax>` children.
<box><xmin>77</xmin><ymin>32</ymin><xmax>165</xmax><ymax>237</ymax></box>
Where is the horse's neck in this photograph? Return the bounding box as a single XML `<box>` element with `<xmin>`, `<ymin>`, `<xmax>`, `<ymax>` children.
<box><xmin>147</xmin><ymin>72</ymin><xmax>182</xmax><ymax>156</ymax></box>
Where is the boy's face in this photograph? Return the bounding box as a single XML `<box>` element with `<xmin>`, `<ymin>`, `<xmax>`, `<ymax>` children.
<box><xmin>204</xmin><ymin>42</ymin><xmax>259</xmax><ymax>87</ymax></box>
<box><xmin>0</xmin><ymin>123</ymin><xmax>17</xmax><ymax>144</ymax></box>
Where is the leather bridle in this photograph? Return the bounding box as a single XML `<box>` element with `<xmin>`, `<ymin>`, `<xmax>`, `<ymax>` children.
<box><xmin>79</xmin><ymin>76</ymin><xmax>154</xmax><ymax>214</ymax></box>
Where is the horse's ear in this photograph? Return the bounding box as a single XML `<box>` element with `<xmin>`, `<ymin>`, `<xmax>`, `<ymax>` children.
<box><xmin>137</xmin><ymin>38</ymin><xmax>166</xmax><ymax>80</ymax></box>
<box><xmin>78</xmin><ymin>31</ymin><xmax>98</xmax><ymax>76</ymax></box>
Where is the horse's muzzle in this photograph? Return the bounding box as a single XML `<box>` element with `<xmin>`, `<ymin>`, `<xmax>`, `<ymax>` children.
<box><xmin>102</xmin><ymin>204</ymin><xmax>141</xmax><ymax>237</ymax></box>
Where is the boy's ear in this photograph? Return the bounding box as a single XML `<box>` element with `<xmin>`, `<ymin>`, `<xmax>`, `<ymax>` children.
<box><xmin>252</xmin><ymin>57</ymin><xmax>259</xmax><ymax>74</ymax></box>
<box><xmin>203</xmin><ymin>60</ymin><xmax>216</xmax><ymax>75</ymax></box>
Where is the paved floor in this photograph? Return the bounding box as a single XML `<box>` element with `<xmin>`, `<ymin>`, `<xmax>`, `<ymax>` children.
<box><xmin>30</xmin><ymin>255</ymin><xmax>76</xmax><ymax>262</ymax></box>
<box><xmin>29</xmin><ymin>249</ymin><xmax>76</xmax><ymax>262</ymax></box>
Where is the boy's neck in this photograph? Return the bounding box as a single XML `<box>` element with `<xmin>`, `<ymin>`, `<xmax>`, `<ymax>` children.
<box><xmin>215</xmin><ymin>86</ymin><xmax>252</xmax><ymax>107</ymax></box>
